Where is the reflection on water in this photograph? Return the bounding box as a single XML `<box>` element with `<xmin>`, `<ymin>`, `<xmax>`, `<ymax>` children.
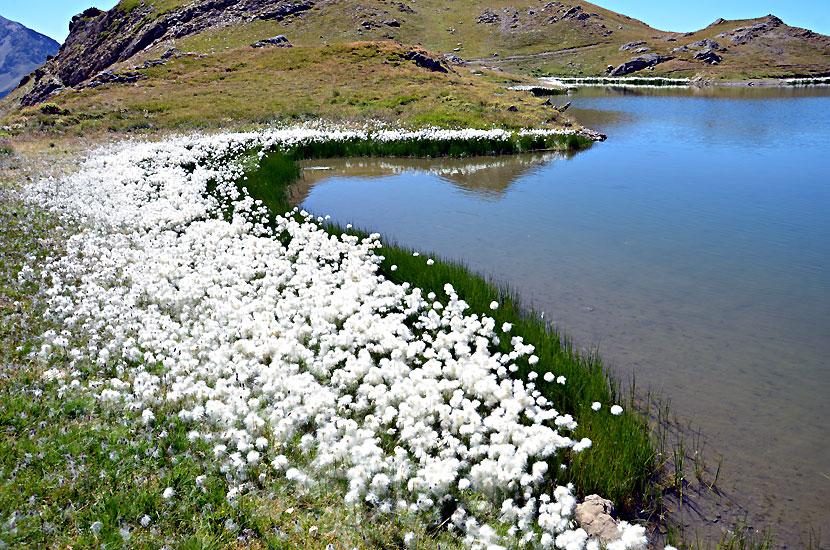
<box><xmin>294</xmin><ymin>151</ymin><xmax>573</xmax><ymax>203</ymax></box>
<box><xmin>298</xmin><ymin>86</ymin><xmax>830</xmax><ymax>546</ymax></box>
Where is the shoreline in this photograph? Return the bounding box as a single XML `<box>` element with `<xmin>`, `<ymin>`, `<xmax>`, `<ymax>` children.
<box><xmin>1</xmin><ymin>125</ymin><xmax>787</xmax><ymax>550</ymax></box>
<box><xmin>1</xmin><ymin>127</ymin><xmax>656</xmax><ymax>550</ymax></box>
<box><xmin>536</xmin><ymin>75</ymin><xmax>830</xmax><ymax>89</ymax></box>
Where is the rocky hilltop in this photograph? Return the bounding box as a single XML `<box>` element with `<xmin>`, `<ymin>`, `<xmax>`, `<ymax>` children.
<box><xmin>18</xmin><ymin>2</ymin><xmax>314</xmax><ymax>105</ymax></box>
<box><xmin>0</xmin><ymin>15</ymin><xmax>60</xmax><ymax>99</ymax></box>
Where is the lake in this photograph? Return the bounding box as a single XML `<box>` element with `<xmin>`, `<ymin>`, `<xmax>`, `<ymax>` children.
<box><xmin>296</xmin><ymin>85</ymin><xmax>830</xmax><ymax>546</ymax></box>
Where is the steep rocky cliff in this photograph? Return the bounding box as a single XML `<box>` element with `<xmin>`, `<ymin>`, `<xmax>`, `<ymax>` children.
<box><xmin>19</xmin><ymin>1</ymin><xmax>314</xmax><ymax>106</ymax></box>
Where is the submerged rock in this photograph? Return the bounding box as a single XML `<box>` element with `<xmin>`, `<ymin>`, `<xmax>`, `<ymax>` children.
<box><xmin>577</xmin><ymin>128</ymin><xmax>607</xmax><ymax>142</ymax></box>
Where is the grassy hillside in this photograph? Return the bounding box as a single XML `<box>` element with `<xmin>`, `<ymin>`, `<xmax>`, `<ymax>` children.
<box><xmin>2</xmin><ymin>42</ymin><xmax>575</xmax><ymax>136</ymax></box>
<box><xmin>87</xmin><ymin>0</ymin><xmax>830</xmax><ymax>80</ymax></box>
<box><xmin>2</xmin><ymin>0</ymin><xmax>829</xmax><ymax>132</ymax></box>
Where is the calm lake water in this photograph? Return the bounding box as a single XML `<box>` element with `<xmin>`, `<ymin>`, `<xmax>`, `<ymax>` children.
<box><xmin>297</xmin><ymin>86</ymin><xmax>830</xmax><ymax>546</ymax></box>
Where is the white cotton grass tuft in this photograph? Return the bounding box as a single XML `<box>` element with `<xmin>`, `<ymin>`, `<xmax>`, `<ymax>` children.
<box><xmin>25</xmin><ymin>125</ymin><xmax>647</xmax><ymax>550</ymax></box>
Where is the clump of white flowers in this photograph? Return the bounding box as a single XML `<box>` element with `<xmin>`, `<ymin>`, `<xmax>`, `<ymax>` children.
<box><xmin>25</xmin><ymin>125</ymin><xmax>645</xmax><ymax>550</ymax></box>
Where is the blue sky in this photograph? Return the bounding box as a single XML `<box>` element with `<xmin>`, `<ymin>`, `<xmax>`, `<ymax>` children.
<box><xmin>2</xmin><ymin>0</ymin><xmax>828</xmax><ymax>43</ymax></box>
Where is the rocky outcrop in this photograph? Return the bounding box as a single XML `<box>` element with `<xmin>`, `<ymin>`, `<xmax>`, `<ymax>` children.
<box><xmin>619</xmin><ymin>41</ymin><xmax>645</xmax><ymax>51</ymax></box>
<box><xmin>673</xmin><ymin>38</ymin><xmax>724</xmax><ymax>58</ymax></box>
<box><xmin>687</xmin><ymin>38</ymin><xmax>722</xmax><ymax>50</ymax></box>
<box><xmin>68</xmin><ymin>8</ymin><xmax>105</xmax><ymax>34</ymax></box>
<box><xmin>574</xmin><ymin>495</ymin><xmax>619</xmax><ymax>541</ymax></box>
<box><xmin>443</xmin><ymin>53</ymin><xmax>468</xmax><ymax>66</ymax></box>
<box><xmin>476</xmin><ymin>9</ymin><xmax>500</xmax><ymax>25</ymax></box>
<box><xmin>80</xmin><ymin>69</ymin><xmax>146</xmax><ymax>89</ymax></box>
<box><xmin>18</xmin><ymin>0</ymin><xmax>315</xmax><ymax>106</ymax></box>
<box><xmin>609</xmin><ymin>53</ymin><xmax>672</xmax><ymax>76</ymax></box>
<box><xmin>404</xmin><ymin>49</ymin><xmax>449</xmax><ymax>73</ymax></box>
<box><xmin>253</xmin><ymin>2</ymin><xmax>312</xmax><ymax>21</ymax></box>
<box><xmin>717</xmin><ymin>15</ymin><xmax>783</xmax><ymax>45</ymax></box>
<box><xmin>0</xmin><ymin>15</ymin><xmax>60</xmax><ymax>99</ymax></box>
<box><xmin>560</xmin><ymin>6</ymin><xmax>590</xmax><ymax>21</ymax></box>
<box><xmin>694</xmin><ymin>48</ymin><xmax>723</xmax><ymax>64</ymax></box>
<box><xmin>250</xmin><ymin>35</ymin><xmax>292</xmax><ymax>48</ymax></box>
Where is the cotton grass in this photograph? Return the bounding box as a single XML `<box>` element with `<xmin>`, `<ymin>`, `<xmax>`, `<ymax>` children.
<box><xmin>24</xmin><ymin>126</ymin><xmax>646</xmax><ymax>550</ymax></box>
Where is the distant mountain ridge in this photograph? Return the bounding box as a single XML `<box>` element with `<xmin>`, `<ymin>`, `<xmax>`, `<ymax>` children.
<box><xmin>5</xmin><ymin>0</ymin><xmax>830</xmax><ymax>109</ymax></box>
<box><xmin>0</xmin><ymin>15</ymin><xmax>60</xmax><ymax>99</ymax></box>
